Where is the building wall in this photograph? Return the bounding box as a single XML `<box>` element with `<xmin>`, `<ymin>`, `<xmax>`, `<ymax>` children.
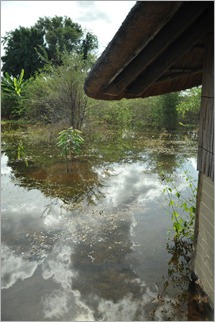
<box><xmin>193</xmin><ymin>34</ymin><xmax>214</xmax><ymax>308</ymax></box>
<box><xmin>194</xmin><ymin>174</ymin><xmax>214</xmax><ymax>307</ymax></box>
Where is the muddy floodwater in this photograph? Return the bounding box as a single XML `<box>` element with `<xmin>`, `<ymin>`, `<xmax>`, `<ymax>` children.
<box><xmin>1</xmin><ymin>126</ymin><xmax>213</xmax><ymax>321</ymax></box>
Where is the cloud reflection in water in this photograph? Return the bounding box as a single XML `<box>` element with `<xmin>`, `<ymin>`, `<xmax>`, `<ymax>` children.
<box><xmin>1</xmin><ymin>149</ymin><xmax>198</xmax><ymax>320</ymax></box>
<box><xmin>41</xmin><ymin>242</ymin><xmax>95</xmax><ymax>320</ymax></box>
<box><xmin>1</xmin><ymin>244</ymin><xmax>38</xmax><ymax>289</ymax></box>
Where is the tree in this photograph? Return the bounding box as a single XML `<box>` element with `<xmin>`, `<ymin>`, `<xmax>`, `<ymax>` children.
<box><xmin>177</xmin><ymin>87</ymin><xmax>201</xmax><ymax>126</ymax></box>
<box><xmin>157</xmin><ymin>92</ymin><xmax>179</xmax><ymax>131</ymax></box>
<box><xmin>51</xmin><ymin>53</ymin><xmax>91</xmax><ymax>129</ymax></box>
<box><xmin>34</xmin><ymin>16</ymin><xmax>83</xmax><ymax>65</ymax></box>
<box><xmin>80</xmin><ymin>31</ymin><xmax>98</xmax><ymax>60</ymax></box>
<box><xmin>1</xmin><ymin>27</ymin><xmax>45</xmax><ymax>79</ymax></box>
<box><xmin>1</xmin><ymin>16</ymin><xmax>98</xmax><ymax>78</ymax></box>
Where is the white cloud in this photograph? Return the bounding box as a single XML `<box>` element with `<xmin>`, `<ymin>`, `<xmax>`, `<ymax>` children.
<box><xmin>76</xmin><ymin>1</ymin><xmax>111</xmax><ymax>23</ymax></box>
<box><xmin>1</xmin><ymin>1</ymin><xmax>135</xmax><ymax>55</ymax></box>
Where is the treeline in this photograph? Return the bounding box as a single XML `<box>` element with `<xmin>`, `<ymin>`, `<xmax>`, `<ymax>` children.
<box><xmin>1</xmin><ymin>16</ymin><xmax>201</xmax><ymax>131</ymax></box>
<box><xmin>88</xmin><ymin>87</ymin><xmax>201</xmax><ymax>131</ymax></box>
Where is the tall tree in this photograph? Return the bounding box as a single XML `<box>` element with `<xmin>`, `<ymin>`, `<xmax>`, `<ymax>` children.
<box><xmin>157</xmin><ymin>92</ymin><xmax>179</xmax><ymax>131</ymax></box>
<box><xmin>1</xmin><ymin>27</ymin><xmax>45</xmax><ymax>79</ymax></box>
<box><xmin>34</xmin><ymin>16</ymin><xmax>83</xmax><ymax>65</ymax></box>
<box><xmin>80</xmin><ymin>31</ymin><xmax>98</xmax><ymax>60</ymax></box>
<box><xmin>1</xmin><ymin>16</ymin><xmax>98</xmax><ymax>78</ymax></box>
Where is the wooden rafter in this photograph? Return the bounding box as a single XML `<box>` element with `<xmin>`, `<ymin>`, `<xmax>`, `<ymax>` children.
<box><xmin>127</xmin><ymin>8</ymin><xmax>213</xmax><ymax>96</ymax></box>
<box><xmin>103</xmin><ymin>2</ymin><xmax>211</xmax><ymax>96</ymax></box>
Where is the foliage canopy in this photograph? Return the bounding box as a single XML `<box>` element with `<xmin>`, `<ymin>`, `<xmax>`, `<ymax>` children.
<box><xmin>2</xmin><ymin>26</ymin><xmax>45</xmax><ymax>79</ymax></box>
<box><xmin>1</xmin><ymin>16</ymin><xmax>98</xmax><ymax>78</ymax></box>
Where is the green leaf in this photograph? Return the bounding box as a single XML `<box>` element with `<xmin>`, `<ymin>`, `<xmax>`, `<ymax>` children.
<box><xmin>175</xmin><ymin>191</ymin><xmax>180</xmax><ymax>198</ymax></box>
<box><xmin>19</xmin><ymin>69</ymin><xmax>25</xmax><ymax>84</ymax></box>
<box><xmin>173</xmin><ymin>222</ymin><xmax>180</xmax><ymax>233</ymax></box>
<box><xmin>182</xmin><ymin>202</ymin><xmax>189</xmax><ymax>212</ymax></box>
<box><xmin>173</xmin><ymin>210</ymin><xmax>179</xmax><ymax>218</ymax></box>
<box><xmin>5</xmin><ymin>72</ymin><xmax>14</xmax><ymax>85</ymax></box>
<box><xmin>169</xmin><ymin>200</ymin><xmax>175</xmax><ymax>207</ymax></box>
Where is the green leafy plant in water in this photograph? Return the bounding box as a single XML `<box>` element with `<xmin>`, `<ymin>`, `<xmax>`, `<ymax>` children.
<box><xmin>57</xmin><ymin>127</ymin><xmax>84</xmax><ymax>172</ymax></box>
<box><xmin>161</xmin><ymin>169</ymin><xmax>197</xmax><ymax>241</ymax></box>
<box><xmin>17</xmin><ymin>140</ymin><xmax>28</xmax><ymax>167</ymax></box>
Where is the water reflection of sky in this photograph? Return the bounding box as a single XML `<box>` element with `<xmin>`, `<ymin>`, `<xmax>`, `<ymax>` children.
<box><xmin>1</xmin><ymin>151</ymin><xmax>198</xmax><ymax>321</ymax></box>
<box><xmin>1</xmin><ymin>244</ymin><xmax>38</xmax><ymax>289</ymax></box>
<box><xmin>94</xmin><ymin>156</ymin><xmax>197</xmax><ymax>208</ymax></box>
<box><xmin>98</xmin><ymin>161</ymin><xmax>160</xmax><ymax>206</ymax></box>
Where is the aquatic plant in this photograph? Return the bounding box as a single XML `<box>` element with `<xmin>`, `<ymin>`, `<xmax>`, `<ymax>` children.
<box><xmin>161</xmin><ymin>169</ymin><xmax>197</xmax><ymax>241</ymax></box>
<box><xmin>57</xmin><ymin>126</ymin><xmax>84</xmax><ymax>172</ymax></box>
<box><xmin>17</xmin><ymin>140</ymin><xmax>28</xmax><ymax>167</ymax></box>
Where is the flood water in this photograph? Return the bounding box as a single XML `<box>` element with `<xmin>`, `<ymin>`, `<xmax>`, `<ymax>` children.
<box><xmin>1</xmin><ymin>126</ymin><xmax>213</xmax><ymax>321</ymax></box>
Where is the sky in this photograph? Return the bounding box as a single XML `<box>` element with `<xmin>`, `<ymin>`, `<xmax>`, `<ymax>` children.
<box><xmin>1</xmin><ymin>1</ymin><xmax>135</xmax><ymax>56</ymax></box>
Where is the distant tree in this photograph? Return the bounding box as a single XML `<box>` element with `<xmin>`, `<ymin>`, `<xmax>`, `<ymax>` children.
<box><xmin>80</xmin><ymin>31</ymin><xmax>98</xmax><ymax>60</ymax></box>
<box><xmin>1</xmin><ymin>27</ymin><xmax>45</xmax><ymax>79</ymax></box>
<box><xmin>34</xmin><ymin>16</ymin><xmax>83</xmax><ymax>65</ymax></box>
<box><xmin>177</xmin><ymin>87</ymin><xmax>201</xmax><ymax>126</ymax></box>
<box><xmin>1</xmin><ymin>16</ymin><xmax>98</xmax><ymax>78</ymax></box>
<box><xmin>157</xmin><ymin>92</ymin><xmax>179</xmax><ymax>131</ymax></box>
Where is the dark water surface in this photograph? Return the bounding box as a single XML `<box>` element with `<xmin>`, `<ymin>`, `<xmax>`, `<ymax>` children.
<box><xmin>1</xmin><ymin>127</ymin><xmax>213</xmax><ymax>320</ymax></box>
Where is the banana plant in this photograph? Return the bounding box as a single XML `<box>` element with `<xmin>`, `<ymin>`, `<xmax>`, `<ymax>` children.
<box><xmin>1</xmin><ymin>69</ymin><xmax>25</xmax><ymax>97</ymax></box>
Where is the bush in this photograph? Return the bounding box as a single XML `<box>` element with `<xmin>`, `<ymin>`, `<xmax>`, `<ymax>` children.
<box><xmin>20</xmin><ymin>74</ymin><xmax>59</xmax><ymax>123</ymax></box>
<box><xmin>20</xmin><ymin>53</ymin><xmax>91</xmax><ymax>128</ymax></box>
<box><xmin>177</xmin><ymin>87</ymin><xmax>201</xmax><ymax>126</ymax></box>
<box><xmin>1</xmin><ymin>91</ymin><xmax>18</xmax><ymax>119</ymax></box>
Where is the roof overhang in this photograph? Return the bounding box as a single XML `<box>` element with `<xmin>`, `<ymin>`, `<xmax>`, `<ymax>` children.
<box><xmin>84</xmin><ymin>1</ymin><xmax>214</xmax><ymax>100</ymax></box>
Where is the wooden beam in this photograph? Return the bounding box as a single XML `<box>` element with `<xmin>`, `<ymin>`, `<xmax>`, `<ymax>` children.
<box><xmin>104</xmin><ymin>2</ymin><xmax>211</xmax><ymax>96</ymax></box>
<box><xmin>127</xmin><ymin>8</ymin><xmax>213</xmax><ymax>96</ymax></box>
<box><xmin>129</xmin><ymin>75</ymin><xmax>203</xmax><ymax>99</ymax></box>
<box><xmin>85</xmin><ymin>2</ymin><xmax>183</xmax><ymax>100</ymax></box>
<box><xmin>169</xmin><ymin>67</ymin><xmax>202</xmax><ymax>73</ymax></box>
<box><xmin>157</xmin><ymin>68</ymin><xmax>202</xmax><ymax>82</ymax></box>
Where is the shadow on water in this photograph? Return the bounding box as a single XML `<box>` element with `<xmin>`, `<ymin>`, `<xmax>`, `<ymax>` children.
<box><xmin>1</xmin><ymin>125</ymin><xmax>213</xmax><ymax>321</ymax></box>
